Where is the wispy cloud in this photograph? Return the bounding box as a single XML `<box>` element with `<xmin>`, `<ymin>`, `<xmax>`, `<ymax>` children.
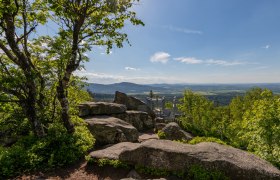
<box><xmin>174</xmin><ymin>57</ymin><xmax>248</xmax><ymax>66</ymax></box>
<box><xmin>174</xmin><ymin>57</ymin><xmax>203</xmax><ymax>64</ymax></box>
<box><xmin>150</xmin><ymin>52</ymin><xmax>170</xmax><ymax>64</ymax></box>
<box><xmin>125</xmin><ymin>66</ymin><xmax>140</xmax><ymax>71</ymax></box>
<box><xmin>262</xmin><ymin>45</ymin><xmax>271</xmax><ymax>49</ymax></box>
<box><xmin>162</xmin><ymin>25</ymin><xmax>203</xmax><ymax>35</ymax></box>
<box><xmin>75</xmin><ymin>69</ymin><xmax>279</xmax><ymax>84</ymax></box>
<box><xmin>205</xmin><ymin>59</ymin><xmax>246</xmax><ymax>66</ymax></box>
<box><xmin>74</xmin><ymin>70</ymin><xmax>184</xmax><ymax>84</ymax></box>
<box><xmin>250</xmin><ymin>66</ymin><xmax>269</xmax><ymax>71</ymax></box>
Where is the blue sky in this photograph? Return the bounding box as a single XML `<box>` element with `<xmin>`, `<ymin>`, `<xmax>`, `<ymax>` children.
<box><xmin>77</xmin><ymin>0</ymin><xmax>280</xmax><ymax>84</ymax></box>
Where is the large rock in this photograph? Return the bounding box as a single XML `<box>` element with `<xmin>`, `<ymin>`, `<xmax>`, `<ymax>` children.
<box><xmin>161</xmin><ymin>122</ymin><xmax>193</xmax><ymax>141</ymax></box>
<box><xmin>113</xmin><ymin>110</ymin><xmax>154</xmax><ymax>131</ymax></box>
<box><xmin>78</xmin><ymin>102</ymin><xmax>127</xmax><ymax>116</ymax></box>
<box><xmin>85</xmin><ymin>116</ymin><xmax>138</xmax><ymax>145</ymax></box>
<box><xmin>114</xmin><ymin>91</ymin><xmax>155</xmax><ymax>119</ymax></box>
<box><xmin>90</xmin><ymin>140</ymin><xmax>280</xmax><ymax>180</ymax></box>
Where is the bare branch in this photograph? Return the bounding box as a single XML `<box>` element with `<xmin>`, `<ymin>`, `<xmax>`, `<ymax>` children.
<box><xmin>16</xmin><ymin>24</ymin><xmax>37</xmax><ymax>44</ymax></box>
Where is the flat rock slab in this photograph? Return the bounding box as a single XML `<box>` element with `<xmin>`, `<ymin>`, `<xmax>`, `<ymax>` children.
<box><xmin>90</xmin><ymin>142</ymin><xmax>140</xmax><ymax>160</ymax></box>
<box><xmin>86</xmin><ymin>116</ymin><xmax>139</xmax><ymax>145</ymax></box>
<box><xmin>79</xmin><ymin>102</ymin><xmax>127</xmax><ymax>116</ymax></box>
<box><xmin>90</xmin><ymin>140</ymin><xmax>280</xmax><ymax>180</ymax></box>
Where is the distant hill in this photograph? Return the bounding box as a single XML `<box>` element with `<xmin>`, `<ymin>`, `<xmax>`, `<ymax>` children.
<box><xmin>86</xmin><ymin>82</ymin><xmax>166</xmax><ymax>94</ymax></box>
<box><xmin>86</xmin><ymin>82</ymin><xmax>280</xmax><ymax>95</ymax></box>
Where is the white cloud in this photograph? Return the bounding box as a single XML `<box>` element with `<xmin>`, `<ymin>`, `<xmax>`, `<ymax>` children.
<box><xmin>163</xmin><ymin>25</ymin><xmax>203</xmax><ymax>35</ymax></box>
<box><xmin>150</xmin><ymin>52</ymin><xmax>170</xmax><ymax>64</ymax></box>
<box><xmin>262</xmin><ymin>45</ymin><xmax>270</xmax><ymax>49</ymax></box>
<box><xmin>174</xmin><ymin>57</ymin><xmax>248</xmax><ymax>66</ymax></box>
<box><xmin>174</xmin><ymin>57</ymin><xmax>203</xmax><ymax>64</ymax></box>
<box><xmin>75</xmin><ymin>70</ymin><xmax>185</xmax><ymax>84</ymax></box>
<box><xmin>74</xmin><ymin>70</ymin><xmax>126</xmax><ymax>84</ymax></box>
<box><xmin>125</xmin><ymin>67</ymin><xmax>140</xmax><ymax>71</ymax></box>
<box><xmin>74</xmin><ymin>69</ymin><xmax>279</xmax><ymax>84</ymax></box>
<box><xmin>205</xmin><ymin>59</ymin><xmax>245</xmax><ymax>66</ymax></box>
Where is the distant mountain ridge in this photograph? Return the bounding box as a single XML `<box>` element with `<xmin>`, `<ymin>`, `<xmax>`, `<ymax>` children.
<box><xmin>86</xmin><ymin>82</ymin><xmax>280</xmax><ymax>95</ymax></box>
<box><xmin>87</xmin><ymin>82</ymin><xmax>165</xmax><ymax>94</ymax></box>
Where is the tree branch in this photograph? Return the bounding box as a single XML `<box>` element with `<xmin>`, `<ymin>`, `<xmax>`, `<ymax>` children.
<box><xmin>0</xmin><ymin>41</ymin><xmax>18</xmax><ymax>64</ymax></box>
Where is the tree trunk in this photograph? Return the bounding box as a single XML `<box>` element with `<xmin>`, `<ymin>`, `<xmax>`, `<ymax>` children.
<box><xmin>25</xmin><ymin>80</ymin><xmax>45</xmax><ymax>137</ymax></box>
<box><xmin>57</xmin><ymin>80</ymin><xmax>75</xmax><ymax>133</ymax></box>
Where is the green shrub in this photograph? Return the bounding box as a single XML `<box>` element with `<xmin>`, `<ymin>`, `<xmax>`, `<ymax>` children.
<box><xmin>135</xmin><ymin>165</ymin><xmax>170</xmax><ymax>177</ymax></box>
<box><xmin>188</xmin><ymin>137</ymin><xmax>227</xmax><ymax>145</ymax></box>
<box><xmin>157</xmin><ymin>130</ymin><xmax>166</xmax><ymax>139</ymax></box>
<box><xmin>0</xmin><ymin>117</ymin><xmax>95</xmax><ymax>178</ymax></box>
<box><xmin>188</xmin><ymin>165</ymin><xmax>229</xmax><ymax>180</ymax></box>
<box><xmin>87</xmin><ymin>157</ymin><xmax>130</xmax><ymax>169</ymax></box>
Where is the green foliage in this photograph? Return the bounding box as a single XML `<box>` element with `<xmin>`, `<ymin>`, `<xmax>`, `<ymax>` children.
<box><xmin>165</xmin><ymin>101</ymin><xmax>173</xmax><ymax>110</ymax></box>
<box><xmin>178</xmin><ymin>90</ymin><xmax>228</xmax><ymax>138</ymax></box>
<box><xmin>188</xmin><ymin>165</ymin><xmax>229</xmax><ymax>180</ymax></box>
<box><xmin>179</xmin><ymin>88</ymin><xmax>280</xmax><ymax>168</ymax></box>
<box><xmin>0</xmin><ymin>117</ymin><xmax>95</xmax><ymax>178</ymax></box>
<box><xmin>135</xmin><ymin>165</ymin><xmax>170</xmax><ymax>177</ymax></box>
<box><xmin>157</xmin><ymin>130</ymin><xmax>166</xmax><ymax>139</ymax></box>
<box><xmin>1</xmin><ymin>0</ymin><xmax>143</xmax><ymax>136</ymax></box>
<box><xmin>93</xmin><ymin>158</ymin><xmax>130</xmax><ymax>169</ymax></box>
<box><xmin>86</xmin><ymin>157</ymin><xmax>130</xmax><ymax>169</ymax></box>
<box><xmin>135</xmin><ymin>164</ymin><xmax>229</xmax><ymax>179</ymax></box>
<box><xmin>188</xmin><ymin>137</ymin><xmax>227</xmax><ymax>145</ymax></box>
<box><xmin>241</xmin><ymin>92</ymin><xmax>280</xmax><ymax>168</ymax></box>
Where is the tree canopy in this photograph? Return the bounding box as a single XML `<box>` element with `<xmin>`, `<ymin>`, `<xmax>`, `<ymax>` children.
<box><xmin>0</xmin><ymin>0</ymin><xmax>143</xmax><ymax>137</ymax></box>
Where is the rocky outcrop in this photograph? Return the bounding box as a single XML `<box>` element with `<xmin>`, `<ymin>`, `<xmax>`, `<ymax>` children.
<box><xmin>161</xmin><ymin>122</ymin><xmax>193</xmax><ymax>141</ymax></box>
<box><xmin>85</xmin><ymin>116</ymin><xmax>138</xmax><ymax>145</ymax></box>
<box><xmin>78</xmin><ymin>102</ymin><xmax>127</xmax><ymax>117</ymax></box>
<box><xmin>114</xmin><ymin>91</ymin><xmax>156</xmax><ymax>119</ymax></box>
<box><xmin>113</xmin><ymin>111</ymin><xmax>154</xmax><ymax>132</ymax></box>
<box><xmin>90</xmin><ymin>140</ymin><xmax>280</xmax><ymax>180</ymax></box>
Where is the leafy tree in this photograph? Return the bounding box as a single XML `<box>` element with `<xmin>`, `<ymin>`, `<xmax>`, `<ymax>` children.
<box><xmin>242</xmin><ymin>90</ymin><xmax>280</xmax><ymax>167</ymax></box>
<box><xmin>47</xmin><ymin>0</ymin><xmax>144</xmax><ymax>133</ymax></box>
<box><xmin>0</xmin><ymin>0</ymin><xmax>49</xmax><ymax>137</ymax></box>
<box><xmin>178</xmin><ymin>88</ymin><xmax>280</xmax><ymax>168</ymax></box>
<box><xmin>178</xmin><ymin>90</ymin><xmax>215</xmax><ymax>136</ymax></box>
<box><xmin>0</xmin><ymin>0</ymin><xmax>143</xmax><ymax>135</ymax></box>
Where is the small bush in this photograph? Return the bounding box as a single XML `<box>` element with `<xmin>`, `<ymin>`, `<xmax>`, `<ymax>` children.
<box><xmin>157</xmin><ymin>130</ymin><xmax>166</xmax><ymax>139</ymax></box>
<box><xmin>188</xmin><ymin>165</ymin><xmax>229</xmax><ymax>180</ymax></box>
<box><xmin>87</xmin><ymin>157</ymin><xmax>130</xmax><ymax>169</ymax></box>
<box><xmin>135</xmin><ymin>165</ymin><xmax>170</xmax><ymax>177</ymax></box>
<box><xmin>188</xmin><ymin>137</ymin><xmax>227</xmax><ymax>145</ymax></box>
<box><xmin>0</xmin><ymin>117</ymin><xmax>95</xmax><ymax>178</ymax></box>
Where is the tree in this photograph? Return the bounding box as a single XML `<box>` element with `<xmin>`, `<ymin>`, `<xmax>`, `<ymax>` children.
<box><xmin>0</xmin><ymin>0</ymin><xmax>143</xmax><ymax>136</ymax></box>
<box><xmin>0</xmin><ymin>0</ymin><xmax>49</xmax><ymax>137</ymax></box>
<box><xmin>178</xmin><ymin>90</ymin><xmax>216</xmax><ymax>136</ymax></box>
<box><xmin>242</xmin><ymin>90</ymin><xmax>280</xmax><ymax>167</ymax></box>
<box><xmin>48</xmin><ymin>0</ymin><xmax>144</xmax><ymax>133</ymax></box>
